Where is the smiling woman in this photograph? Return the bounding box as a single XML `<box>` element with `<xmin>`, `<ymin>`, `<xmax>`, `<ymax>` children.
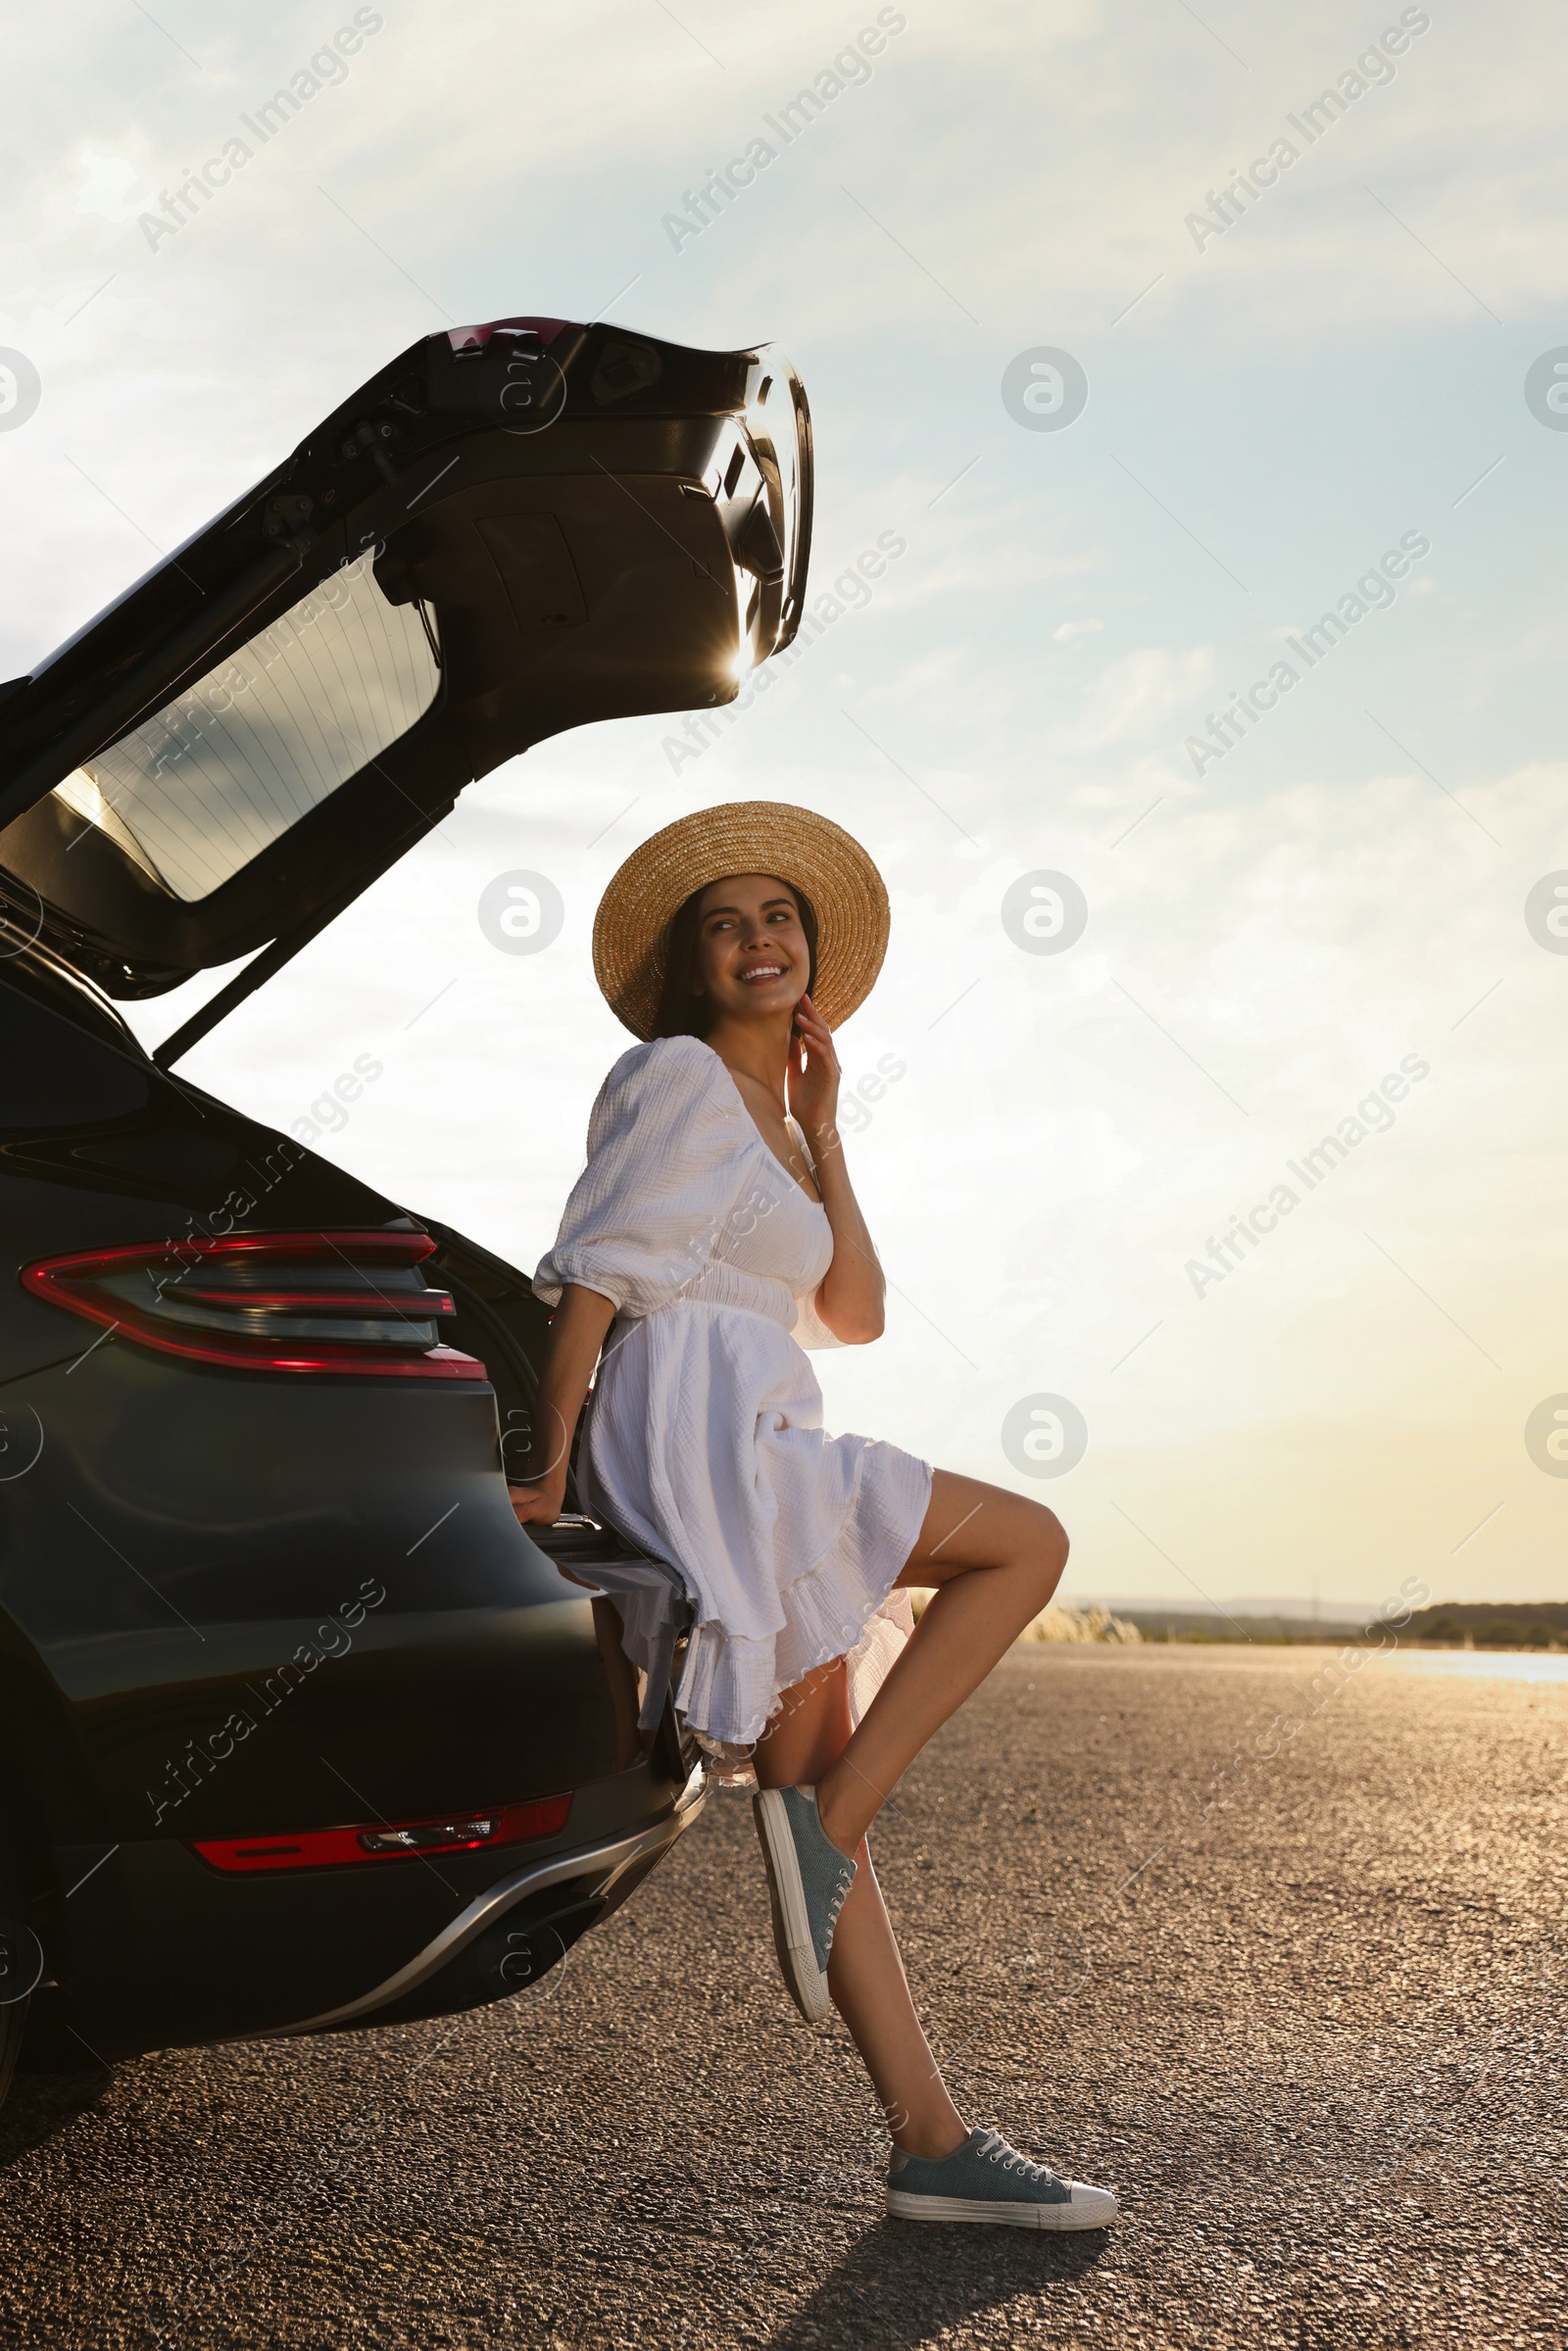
<box><xmin>507</xmin><ymin>799</ymin><xmax>1119</xmax><ymax>2230</ymax></box>
<box><xmin>652</xmin><ymin>872</ymin><xmax>819</xmax><ymax>1041</ymax></box>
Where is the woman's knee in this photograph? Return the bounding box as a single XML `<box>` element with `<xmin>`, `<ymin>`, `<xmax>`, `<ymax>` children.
<box><xmin>1019</xmin><ymin>1499</ymin><xmax>1068</xmax><ymax>1603</ymax></box>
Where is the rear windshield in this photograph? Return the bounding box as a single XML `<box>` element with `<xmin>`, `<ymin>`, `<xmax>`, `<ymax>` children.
<box><xmin>53</xmin><ymin>553</ymin><xmax>439</xmax><ymax>903</ymax></box>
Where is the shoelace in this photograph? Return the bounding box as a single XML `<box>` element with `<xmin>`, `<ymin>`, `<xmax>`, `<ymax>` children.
<box><xmin>822</xmin><ymin>1858</ymin><xmax>855</xmax><ymax>1934</ymax></box>
<box><xmin>976</xmin><ymin>2129</ymin><xmax>1059</xmax><ymax>2183</ymax></box>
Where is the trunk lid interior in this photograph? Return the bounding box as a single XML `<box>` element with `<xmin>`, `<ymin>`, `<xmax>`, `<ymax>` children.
<box><xmin>0</xmin><ymin>317</ymin><xmax>811</xmax><ymax>1055</ymax></box>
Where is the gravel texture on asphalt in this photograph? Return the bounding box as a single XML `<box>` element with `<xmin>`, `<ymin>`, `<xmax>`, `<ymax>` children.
<box><xmin>1</xmin><ymin>1642</ymin><xmax>1564</xmax><ymax>2349</ymax></box>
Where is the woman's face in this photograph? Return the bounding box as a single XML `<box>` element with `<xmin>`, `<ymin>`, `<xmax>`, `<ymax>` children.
<box><xmin>692</xmin><ymin>872</ymin><xmax>809</xmax><ymax>1024</ymax></box>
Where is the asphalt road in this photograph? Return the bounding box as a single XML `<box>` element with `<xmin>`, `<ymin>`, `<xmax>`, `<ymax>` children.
<box><xmin>2</xmin><ymin>1642</ymin><xmax>1564</xmax><ymax>2350</ymax></box>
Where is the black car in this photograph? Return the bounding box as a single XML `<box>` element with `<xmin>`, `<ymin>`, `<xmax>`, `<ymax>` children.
<box><xmin>0</xmin><ymin>315</ymin><xmax>812</xmax><ymax>2101</ymax></box>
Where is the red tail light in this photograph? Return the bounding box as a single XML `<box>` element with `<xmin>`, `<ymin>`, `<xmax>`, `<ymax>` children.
<box><xmin>21</xmin><ymin>1230</ymin><xmax>486</xmax><ymax>1379</ymax></box>
<box><xmin>191</xmin><ymin>1793</ymin><xmax>572</xmax><ymax>1873</ymax></box>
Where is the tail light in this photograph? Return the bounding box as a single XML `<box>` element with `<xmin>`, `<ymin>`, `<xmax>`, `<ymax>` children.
<box><xmin>21</xmin><ymin>1230</ymin><xmax>486</xmax><ymax>1379</ymax></box>
<box><xmin>191</xmin><ymin>1793</ymin><xmax>572</xmax><ymax>1874</ymax></box>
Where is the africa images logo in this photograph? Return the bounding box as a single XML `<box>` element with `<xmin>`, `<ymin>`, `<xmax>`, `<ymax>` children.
<box><xmin>136</xmin><ymin>10</ymin><xmax>384</xmax><ymax>250</ymax></box>
<box><xmin>1184</xmin><ymin>1054</ymin><xmax>1431</xmax><ymax>1299</ymax></box>
<box><xmin>1182</xmin><ymin>532</ymin><xmax>1431</xmax><ymax>778</ymax></box>
<box><xmin>478</xmin><ymin>871</ymin><xmax>565</xmax><ymax>955</ymax></box>
<box><xmin>660</xmin><ymin>10</ymin><xmax>907</xmax><ymax>251</ymax></box>
<box><xmin>1000</xmin><ymin>349</ymin><xmax>1089</xmax><ymax>433</ymax></box>
<box><xmin>1183</xmin><ymin>10</ymin><xmax>1434</xmax><ymax>255</ymax></box>
<box><xmin>0</xmin><ymin>349</ymin><xmax>41</xmax><ymax>432</ymax></box>
<box><xmin>1002</xmin><ymin>1396</ymin><xmax>1089</xmax><ymax>1480</ymax></box>
<box><xmin>1001</xmin><ymin>871</ymin><xmax>1089</xmax><ymax>955</ymax></box>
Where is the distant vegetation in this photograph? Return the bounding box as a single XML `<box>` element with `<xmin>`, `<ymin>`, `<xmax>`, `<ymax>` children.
<box><xmin>916</xmin><ymin>1593</ymin><xmax>1568</xmax><ymax>1653</ymax></box>
<box><xmin>1388</xmin><ymin>1601</ymin><xmax>1568</xmax><ymax>1651</ymax></box>
<box><xmin>1120</xmin><ymin>1609</ymin><xmax>1352</xmax><ymax>1646</ymax></box>
<box><xmin>909</xmin><ymin>1592</ymin><xmax>1144</xmax><ymax>1643</ymax></box>
<box><xmin>1113</xmin><ymin>1602</ymin><xmax>1568</xmax><ymax>1651</ymax></box>
<box><xmin>1019</xmin><ymin>1603</ymin><xmax>1142</xmax><ymax>1645</ymax></box>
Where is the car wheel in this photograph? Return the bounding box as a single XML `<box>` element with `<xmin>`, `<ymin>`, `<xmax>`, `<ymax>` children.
<box><xmin>0</xmin><ymin>1989</ymin><xmax>26</xmax><ymax>2110</ymax></box>
<box><xmin>0</xmin><ymin>1821</ymin><xmax>43</xmax><ymax>2112</ymax></box>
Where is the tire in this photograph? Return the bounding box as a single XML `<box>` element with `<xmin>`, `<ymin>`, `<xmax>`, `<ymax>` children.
<box><xmin>0</xmin><ymin>1811</ymin><xmax>42</xmax><ymax>2113</ymax></box>
<box><xmin>0</xmin><ymin>1991</ymin><xmax>26</xmax><ymax>2110</ymax></box>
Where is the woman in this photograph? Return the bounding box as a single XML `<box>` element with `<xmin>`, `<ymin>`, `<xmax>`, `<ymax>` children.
<box><xmin>509</xmin><ymin>802</ymin><xmax>1116</xmax><ymax>2231</ymax></box>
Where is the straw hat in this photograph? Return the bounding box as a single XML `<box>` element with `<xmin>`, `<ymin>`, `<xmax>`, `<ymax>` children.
<box><xmin>592</xmin><ymin>801</ymin><xmax>890</xmax><ymax>1040</ymax></box>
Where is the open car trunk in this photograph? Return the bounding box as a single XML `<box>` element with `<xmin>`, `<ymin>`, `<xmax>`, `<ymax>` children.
<box><xmin>0</xmin><ymin>316</ymin><xmax>811</xmax><ymax>1060</ymax></box>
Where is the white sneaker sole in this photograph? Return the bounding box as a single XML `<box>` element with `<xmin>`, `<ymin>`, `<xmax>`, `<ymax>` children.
<box><xmin>886</xmin><ymin>2186</ymin><xmax>1119</xmax><ymax>2231</ymax></box>
<box><xmin>753</xmin><ymin>1788</ymin><xmax>831</xmax><ymax>2025</ymax></box>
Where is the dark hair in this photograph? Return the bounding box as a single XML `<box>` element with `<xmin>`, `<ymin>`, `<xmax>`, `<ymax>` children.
<box><xmin>652</xmin><ymin>874</ymin><xmax>818</xmax><ymax>1039</ymax></box>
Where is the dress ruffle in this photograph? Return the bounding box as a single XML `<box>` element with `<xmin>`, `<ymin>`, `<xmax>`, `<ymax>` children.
<box><xmin>581</xmin><ymin>1298</ymin><xmax>931</xmax><ymax>1749</ymax></box>
<box><xmin>670</xmin><ymin>1409</ymin><xmax>932</xmax><ymax>1747</ymax></box>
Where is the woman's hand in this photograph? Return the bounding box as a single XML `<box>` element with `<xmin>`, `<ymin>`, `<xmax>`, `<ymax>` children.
<box><xmin>789</xmin><ymin>994</ymin><xmax>886</xmax><ymax>1343</ymax></box>
<box><xmin>509</xmin><ymin>1478</ymin><xmax>600</xmax><ymax>1588</ymax></box>
<box><xmin>508</xmin><ymin>1476</ymin><xmax>567</xmax><ymax>1528</ymax></box>
<box><xmin>788</xmin><ymin>991</ymin><xmax>842</xmax><ymax>1147</ymax></box>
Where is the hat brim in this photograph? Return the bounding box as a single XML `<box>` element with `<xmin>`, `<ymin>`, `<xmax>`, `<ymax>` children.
<box><xmin>592</xmin><ymin>801</ymin><xmax>890</xmax><ymax>1040</ymax></box>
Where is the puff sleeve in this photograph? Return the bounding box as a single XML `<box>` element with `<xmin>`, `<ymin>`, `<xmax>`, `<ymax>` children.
<box><xmin>533</xmin><ymin>1036</ymin><xmax>750</xmax><ymax>1318</ymax></box>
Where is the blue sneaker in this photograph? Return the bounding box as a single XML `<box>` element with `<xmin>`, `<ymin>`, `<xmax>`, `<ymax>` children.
<box><xmin>887</xmin><ymin>2128</ymin><xmax>1118</xmax><ymax>2230</ymax></box>
<box><xmin>753</xmin><ymin>1785</ymin><xmax>857</xmax><ymax>2023</ymax></box>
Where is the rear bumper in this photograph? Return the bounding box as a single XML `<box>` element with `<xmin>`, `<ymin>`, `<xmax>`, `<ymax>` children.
<box><xmin>285</xmin><ymin>1758</ymin><xmax>706</xmax><ymax>2033</ymax></box>
<box><xmin>49</xmin><ymin>1751</ymin><xmax>696</xmax><ymax>2058</ymax></box>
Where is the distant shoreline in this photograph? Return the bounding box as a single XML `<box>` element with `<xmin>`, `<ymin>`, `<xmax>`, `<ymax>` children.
<box><xmin>1112</xmin><ymin>1604</ymin><xmax>1568</xmax><ymax>1656</ymax></box>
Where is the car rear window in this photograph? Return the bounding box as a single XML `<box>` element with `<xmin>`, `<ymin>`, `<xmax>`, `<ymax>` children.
<box><xmin>52</xmin><ymin>553</ymin><xmax>439</xmax><ymax>903</ymax></box>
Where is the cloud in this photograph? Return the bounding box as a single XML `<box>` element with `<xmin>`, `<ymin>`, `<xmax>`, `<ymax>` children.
<box><xmin>72</xmin><ymin>148</ymin><xmax>150</xmax><ymax>222</ymax></box>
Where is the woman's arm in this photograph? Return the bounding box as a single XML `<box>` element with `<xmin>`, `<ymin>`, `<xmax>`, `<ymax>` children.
<box><xmin>508</xmin><ymin>1282</ymin><xmax>616</xmax><ymax>1525</ymax></box>
<box><xmin>790</xmin><ymin>993</ymin><xmax>887</xmax><ymax>1345</ymax></box>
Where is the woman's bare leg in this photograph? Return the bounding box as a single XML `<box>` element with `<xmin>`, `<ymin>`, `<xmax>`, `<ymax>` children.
<box><xmin>749</xmin><ymin>1470</ymin><xmax>1065</xmax><ymax>2156</ymax></box>
<box><xmin>753</xmin><ymin>1657</ymin><xmax>968</xmax><ymax>2160</ymax></box>
<box><xmin>815</xmin><ymin>1469</ymin><xmax>1068</xmax><ymax>1858</ymax></box>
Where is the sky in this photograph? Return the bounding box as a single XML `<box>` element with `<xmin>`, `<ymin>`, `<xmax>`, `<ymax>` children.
<box><xmin>4</xmin><ymin>0</ymin><xmax>1567</xmax><ymax>1618</ymax></box>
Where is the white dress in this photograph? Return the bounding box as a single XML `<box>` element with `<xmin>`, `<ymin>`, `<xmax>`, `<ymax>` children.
<box><xmin>533</xmin><ymin>1032</ymin><xmax>933</xmax><ymax>1758</ymax></box>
